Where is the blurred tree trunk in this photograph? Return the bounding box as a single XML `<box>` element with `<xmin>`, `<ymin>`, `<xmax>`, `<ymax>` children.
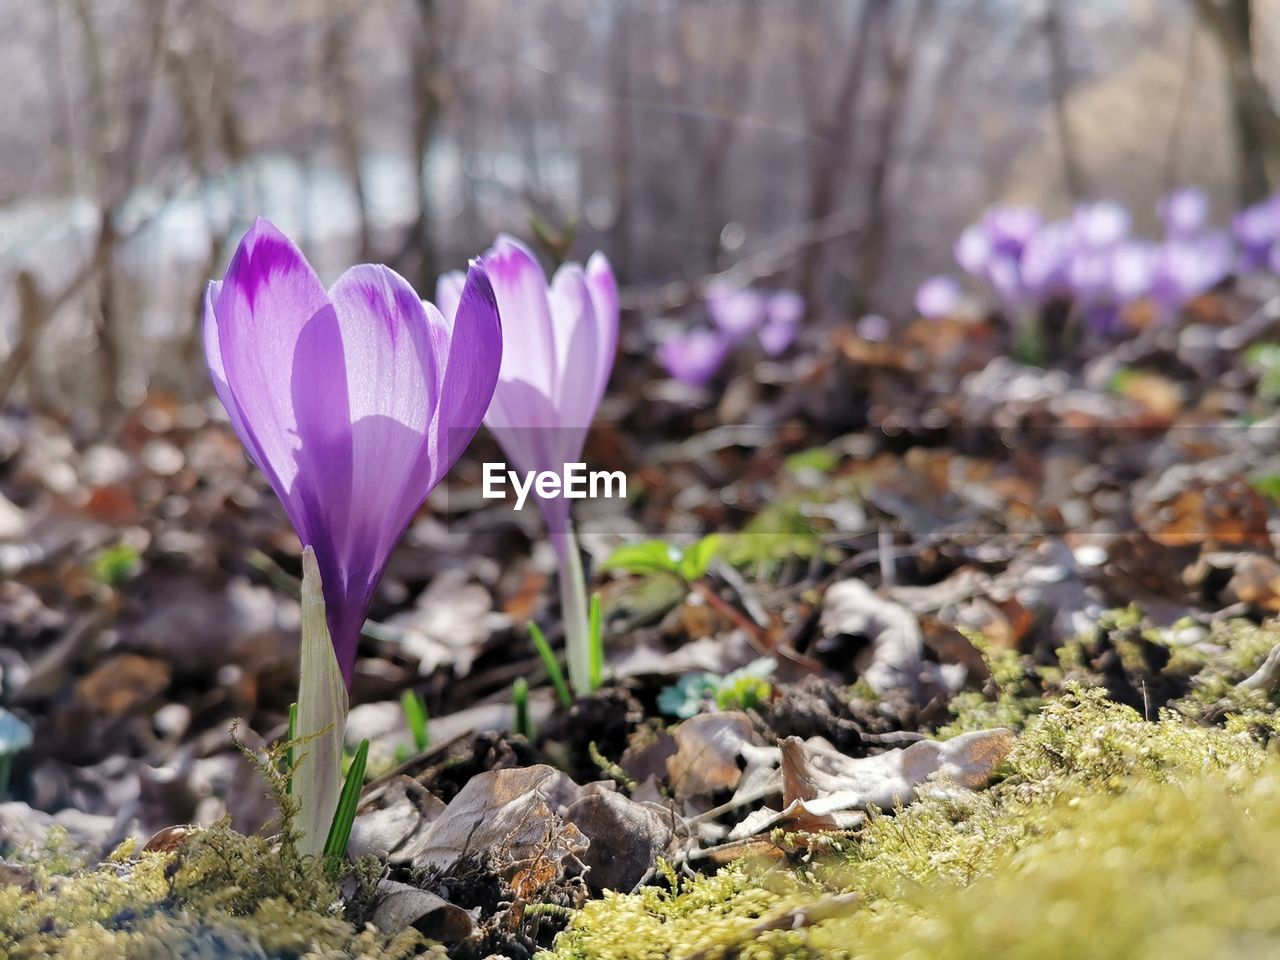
<box><xmin>1192</xmin><ymin>0</ymin><xmax>1280</xmax><ymax>202</ymax></box>
<box><xmin>693</xmin><ymin>0</ymin><xmax>763</xmax><ymax>265</ymax></box>
<box><xmin>0</xmin><ymin>274</ymin><xmax>51</xmax><ymax>411</ymax></box>
<box><xmin>395</xmin><ymin>0</ymin><xmax>448</xmax><ymax>290</ymax></box>
<box><xmin>796</xmin><ymin>0</ymin><xmax>884</xmax><ymax>308</ymax></box>
<box><xmin>849</xmin><ymin>0</ymin><xmax>935</xmax><ymax>315</ymax></box>
<box><xmin>69</xmin><ymin>0</ymin><xmax>168</xmax><ymax>412</ymax></box>
<box><xmin>607</xmin><ymin>0</ymin><xmax>634</xmax><ymax>276</ymax></box>
<box><xmin>166</xmin><ymin>2</ymin><xmax>240</xmax><ymax>393</ymax></box>
<box><xmin>1044</xmin><ymin>3</ymin><xmax>1083</xmax><ymax>201</ymax></box>
<box><xmin>325</xmin><ymin>0</ymin><xmax>372</xmax><ymax>262</ymax></box>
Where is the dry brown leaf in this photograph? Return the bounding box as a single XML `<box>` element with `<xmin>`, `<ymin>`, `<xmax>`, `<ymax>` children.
<box><xmin>369</xmin><ymin>879</ymin><xmax>474</xmax><ymax>942</ymax></box>
<box><xmin>667</xmin><ymin>712</ymin><xmax>755</xmax><ymax>803</ymax></box>
<box><xmin>75</xmin><ymin>654</ymin><xmax>170</xmax><ymax>718</ymax></box>
<box><xmin>727</xmin><ymin>728</ymin><xmax>1014</xmax><ymax>842</ymax></box>
<box><xmin>819</xmin><ymin>579</ymin><xmax>924</xmax><ymax>695</ymax></box>
<box><xmin>565</xmin><ymin>792</ymin><xmax>682</xmax><ymax>893</ymax></box>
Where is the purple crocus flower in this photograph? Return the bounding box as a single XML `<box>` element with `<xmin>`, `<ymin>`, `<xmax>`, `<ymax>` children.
<box><xmin>982</xmin><ymin>205</ymin><xmax>1042</xmax><ymax>254</ymax></box>
<box><xmin>439</xmin><ymin>235</ymin><xmax>618</xmax><ymax>696</ymax></box>
<box><xmin>1159</xmin><ymin>188</ymin><xmax>1209</xmax><ymax>237</ymax></box>
<box><xmin>1233</xmin><ymin>197</ymin><xmax>1280</xmax><ymax>272</ymax></box>
<box><xmin>659</xmin><ymin>327</ymin><xmax>731</xmax><ymax>386</ymax></box>
<box><xmin>706</xmin><ymin>278</ymin><xmax>768</xmax><ymax>341</ymax></box>
<box><xmin>914</xmin><ymin>275</ymin><xmax>962</xmax><ymax>319</ymax></box>
<box><xmin>1019</xmin><ymin>219</ymin><xmax>1077</xmax><ymax>299</ymax></box>
<box><xmin>1108</xmin><ymin>240</ymin><xmax>1159</xmax><ymax>302</ymax></box>
<box><xmin>954</xmin><ymin>205</ymin><xmax>1040</xmax><ymax>301</ymax></box>
<box><xmin>758</xmin><ymin>290</ymin><xmax>804</xmax><ymax>355</ymax></box>
<box><xmin>204</xmin><ymin>219</ymin><xmax>502</xmax><ymax>685</ymax></box>
<box><xmin>437</xmin><ymin>234</ymin><xmax>619</xmax><ymax>532</ymax></box>
<box><xmin>954</xmin><ymin>223</ymin><xmax>993</xmax><ymax>278</ymax></box>
<box><xmin>1072</xmin><ymin>201</ymin><xmax>1130</xmax><ymax>248</ymax></box>
<box><xmin>1152</xmin><ymin>231</ymin><xmax>1233</xmax><ymax>309</ymax></box>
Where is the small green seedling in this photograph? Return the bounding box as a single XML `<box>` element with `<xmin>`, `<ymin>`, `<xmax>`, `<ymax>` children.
<box><xmin>529</xmin><ymin>621</ymin><xmax>573</xmax><ymax>707</ymax></box>
<box><xmin>0</xmin><ymin>708</ymin><xmax>33</xmax><ymax>798</ymax></box>
<box><xmin>91</xmin><ymin>544</ymin><xmax>140</xmax><ymax>587</ymax></box>
<box><xmin>323</xmin><ymin>738</ymin><xmax>368</xmax><ymax>872</ymax></box>
<box><xmin>604</xmin><ymin>533</ymin><xmax>724</xmax><ymax>583</ymax></box>
<box><xmin>657</xmin><ymin>658</ymin><xmax>777</xmax><ymax>719</ymax></box>
<box><xmin>588</xmin><ymin>592</ymin><xmax>604</xmax><ymax>691</ymax></box>
<box><xmin>513</xmin><ymin>677</ymin><xmax>534</xmax><ymax>739</ymax></box>
<box><xmin>528</xmin><ymin>589</ymin><xmax>607</xmax><ymax>705</ymax></box>
<box><xmin>284</xmin><ymin>702</ymin><xmax>298</xmax><ymax>795</ymax></box>
<box><xmin>1249</xmin><ymin>343</ymin><xmax>1280</xmax><ymax>402</ymax></box>
<box><xmin>400</xmin><ymin>690</ymin><xmax>430</xmax><ymax>752</ymax></box>
<box><xmin>784</xmin><ymin>446</ymin><xmax>839</xmax><ymax>477</ymax></box>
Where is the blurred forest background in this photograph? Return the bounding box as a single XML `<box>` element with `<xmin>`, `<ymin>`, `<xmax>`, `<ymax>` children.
<box><xmin>1</xmin><ymin>0</ymin><xmax>1279</xmax><ymax>419</ymax></box>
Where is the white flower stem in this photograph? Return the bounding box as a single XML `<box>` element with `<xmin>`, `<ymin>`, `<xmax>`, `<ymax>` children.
<box><xmin>295</xmin><ymin>547</ymin><xmax>348</xmax><ymax>856</ymax></box>
<box><xmin>550</xmin><ymin>522</ymin><xmax>592</xmax><ymax>698</ymax></box>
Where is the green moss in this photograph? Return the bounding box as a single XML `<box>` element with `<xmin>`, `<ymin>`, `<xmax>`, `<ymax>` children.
<box><xmin>1173</xmin><ymin>619</ymin><xmax>1280</xmax><ymax>741</ymax></box>
<box><xmin>0</xmin><ymin>821</ymin><xmax>440</xmax><ymax>959</ymax></box>
<box><xmin>544</xmin><ymin>688</ymin><xmax>1278</xmax><ymax>960</ymax></box>
<box><xmin>938</xmin><ymin>633</ymin><xmax>1046</xmax><ymax>737</ymax></box>
<box><xmin>0</xmin><ymin>734</ymin><xmax>440</xmax><ymax>958</ymax></box>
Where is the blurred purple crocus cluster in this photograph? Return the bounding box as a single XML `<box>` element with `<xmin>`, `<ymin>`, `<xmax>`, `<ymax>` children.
<box><xmin>920</xmin><ymin>188</ymin><xmax>1253</xmax><ymax>336</ymax></box>
<box><xmin>658</xmin><ymin>279</ymin><xmax>805</xmax><ymax>386</ymax></box>
<box><xmin>1234</xmin><ymin>194</ymin><xmax>1280</xmax><ymax>273</ymax></box>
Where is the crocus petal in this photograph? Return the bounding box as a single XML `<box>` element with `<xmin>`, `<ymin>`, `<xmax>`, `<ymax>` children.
<box><xmin>328</xmin><ymin>264</ymin><xmax>438</xmax><ymax>574</ymax></box>
<box><xmin>548</xmin><ymin>263</ymin><xmax>600</xmax><ymax>431</ymax></box>
<box><xmin>914</xmin><ymin>276</ymin><xmax>962</xmax><ymax>319</ymax></box>
<box><xmin>768</xmin><ymin>290</ymin><xmax>805</xmax><ymax>327</ymax></box>
<box><xmin>1073</xmin><ymin>201</ymin><xmax>1129</xmax><ymax>248</ymax></box>
<box><xmin>210</xmin><ymin>218</ymin><xmax>351</xmax><ymax>551</ymax></box>
<box><xmin>202</xmin><ymin>279</ymin><xmax>256</xmax><ymax>462</ymax></box>
<box><xmin>706</xmin><ymin>279</ymin><xmax>767</xmax><ymax>340</ymax></box>
<box><xmin>1019</xmin><ymin>220</ymin><xmax>1076</xmax><ymax>298</ymax></box>
<box><xmin>758</xmin><ymin>320</ymin><xmax>798</xmax><ymax>356</ymax></box>
<box><xmin>585</xmin><ymin>251</ymin><xmax>620</xmax><ymax>407</ymax></box>
<box><xmin>434</xmin><ymin>270</ymin><xmax>467</xmax><ymax>326</ymax></box>
<box><xmin>954</xmin><ymin>223</ymin><xmax>991</xmax><ymax>278</ymax></box>
<box><xmin>485</xmin><ymin>234</ymin><xmax>557</xmax><ymax>396</ymax></box>
<box><xmin>429</xmin><ymin>263</ymin><xmax>503</xmax><ymax>483</ymax></box>
<box><xmin>1109</xmin><ymin>241</ymin><xmax>1158</xmax><ymax>301</ymax></box>
<box><xmin>983</xmin><ymin>205</ymin><xmax>1041</xmax><ymax>255</ymax></box>
<box><xmin>757</xmin><ymin>290</ymin><xmax>804</xmax><ymax>356</ymax></box>
<box><xmin>659</xmin><ymin>328</ymin><xmax>730</xmax><ymax>387</ymax></box>
<box><xmin>1160</xmin><ymin>188</ymin><xmax>1209</xmax><ymax>237</ymax></box>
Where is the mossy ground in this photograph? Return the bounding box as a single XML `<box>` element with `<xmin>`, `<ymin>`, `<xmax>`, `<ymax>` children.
<box><xmin>0</xmin><ymin>736</ymin><xmax>439</xmax><ymax>960</ymax></box>
<box><xmin>544</xmin><ymin>632</ymin><xmax>1280</xmax><ymax>960</ymax></box>
<box><xmin>5</xmin><ymin>615</ymin><xmax>1280</xmax><ymax>958</ymax></box>
<box><xmin>0</xmin><ymin>821</ymin><xmax>438</xmax><ymax>960</ymax></box>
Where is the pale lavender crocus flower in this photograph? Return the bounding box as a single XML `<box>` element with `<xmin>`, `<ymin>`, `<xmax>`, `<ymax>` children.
<box><xmin>205</xmin><ymin>218</ymin><xmax>502</xmax><ymax>686</ymax></box>
<box><xmin>1152</xmin><ymin>231</ymin><xmax>1232</xmax><ymax>309</ymax></box>
<box><xmin>1159</xmin><ymin>188</ymin><xmax>1210</xmax><ymax>238</ymax></box>
<box><xmin>1019</xmin><ymin>220</ymin><xmax>1078</xmax><ymax>299</ymax></box>
<box><xmin>954</xmin><ymin>205</ymin><xmax>1040</xmax><ymax>302</ymax></box>
<box><xmin>659</xmin><ymin>327</ymin><xmax>732</xmax><ymax>385</ymax></box>
<box><xmin>758</xmin><ymin>290</ymin><xmax>804</xmax><ymax>355</ymax></box>
<box><xmin>1072</xmin><ymin>201</ymin><xmax>1130</xmax><ymax>248</ymax></box>
<box><xmin>1234</xmin><ymin>197</ymin><xmax>1280</xmax><ymax>272</ymax></box>
<box><xmin>706</xmin><ymin>278</ymin><xmax>768</xmax><ymax>341</ymax></box>
<box><xmin>438</xmin><ymin>235</ymin><xmax>619</xmax><ymax>696</ymax></box>
<box><xmin>1109</xmin><ymin>240</ymin><xmax>1160</xmax><ymax>302</ymax></box>
<box><xmin>914</xmin><ymin>275</ymin><xmax>962</xmax><ymax>319</ymax></box>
